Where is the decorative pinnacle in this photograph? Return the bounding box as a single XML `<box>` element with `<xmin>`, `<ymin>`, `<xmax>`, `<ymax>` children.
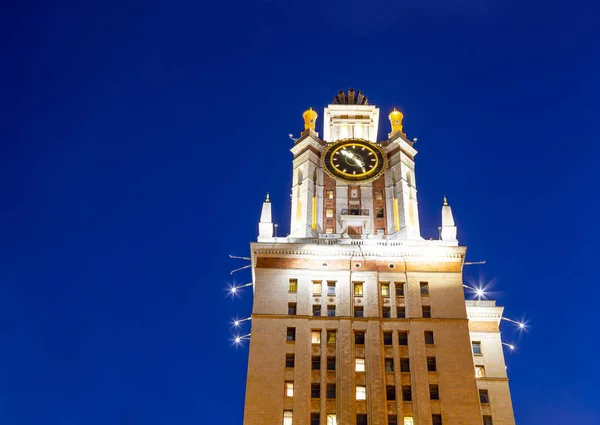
<box><xmin>388</xmin><ymin>108</ymin><xmax>404</xmax><ymax>133</ymax></box>
<box><xmin>265</xmin><ymin>193</ymin><xmax>270</xmax><ymax>203</ymax></box>
<box><xmin>443</xmin><ymin>196</ymin><xmax>448</xmax><ymax>206</ymax></box>
<box><xmin>302</xmin><ymin>107</ymin><xmax>318</xmax><ymax>132</ymax></box>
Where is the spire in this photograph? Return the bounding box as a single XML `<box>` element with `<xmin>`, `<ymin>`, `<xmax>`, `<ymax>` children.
<box><xmin>258</xmin><ymin>194</ymin><xmax>274</xmax><ymax>240</ymax></box>
<box><xmin>441</xmin><ymin>196</ymin><xmax>457</xmax><ymax>243</ymax></box>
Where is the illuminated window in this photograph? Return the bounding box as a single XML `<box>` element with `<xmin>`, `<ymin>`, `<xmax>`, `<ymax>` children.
<box><xmin>425</xmin><ymin>331</ymin><xmax>435</xmax><ymax>344</ymax></box>
<box><xmin>375</xmin><ymin>191</ymin><xmax>383</xmax><ymax>200</ymax></box>
<box><xmin>284</xmin><ymin>381</ymin><xmax>294</xmax><ymax>397</ymax></box>
<box><xmin>312</xmin><ymin>330</ymin><xmax>321</xmax><ymax>344</ymax></box>
<box><xmin>398</xmin><ymin>331</ymin><xmax>408</xmax><ymax>346</ymax></box>
<box><xmin>472</xmin><ymin>341</ymin><xmax>482</xmax><ymax>355</ymax></box>
<box><xmin>327</xmin><ymin>281</ymin><xmax>336</xmax><ymax>296</ymax></box>
<box><xmin>385</xmin><ymin>358</ymin><xmax>394</xmax><ymax>372</ymax></box>
<box><xmin>389</xmin><ymin>416</ymin><xmax>398</xmax><ymax>425</ymax></box>
<box><xmin>427</xmin><ymin>357</ymin><xmax>437</xmax><ymax>372</ymax></box>
<box><xmin>386</xmin><ymin>385</ymin><xmax>396</xmax><ymax>401</ymax></box>
<box><xmin>327</xmin><ymin>357</ymin><xmax>336</xmax><ymax>371</ymax></box>
<box><xmin>381</xmin><ymin>283</ymin><xmax>390</xmax><ymax>297</ymax></box>
<box><xmin>313</xmin><ymin>281</ymin><xmax>322</xmax><ymax>295</ymax></box>
<box><xmin>327</xmin><ymin>331</ymin><xmax>336</xmax><ymax>344</ymax></box>
<box><xmin>432</xmin><ymin>414</ymin><xmax>442</xmax><ymax>425</ymax></box>
<box><xmin>475</xmin><ymin>365</ymin><xmax>486</xmax><ymax>378</ymax></box>
<box><xmin>285</xmin><ymin>353</ymin><xmax>294</xmax><ymax>368</ymax></box>
<box><xmin>288</xmin><ymin>279</ymin><xmax>298</xmax><ymax>293</ymax></box>
<box><xmin>404</xmin><ymin>417</ymin><xmax>414</xmax><ymax>425</ymax></box>
<box><xmin>376</xmin><ymin>228</ymin><xmax>385</xmax><ymax>235</ymax></box>
<box><xmin>400</xmin><ymin>358</ymin><xmax>410</xmax><ymax>372</ymax></box>
<box><xmin>357</xmin><ymin>414</ymin><xmax>367</xmax><ymax>425</ymax></box>
<box><xmin>430</xmin><ymin>384</ymin><xmax>439</xmax><ymax>400</ymax></box>
<box><xmin>395</xmin><ymin>283</ymin><xmax>405</xmax><ymax>296</ymax></box>
<box><xmin>312</xmin><ymin>356</ymin><xmax>320</xmax><ymax>370</ymax></box>
<box><xmin>326</xmin><ymin>190</ymin><xmax>334</xmax><ymax>199</ymax></box>
<box><xmin>327</xmin><ymin>414</ymin><xmax>337</xmax><ymax>425</ymax></box>
<box><xmin>376</xmin><ymin>208</ymin><xmax>384</xmax><ymax>218</ymax></box>
<box><xmin>354</xmin><ymin>282</ymin><xmax>364</xmax><ymax>296</ymax></box>
<box><xmin>311</xmin><ymin>383</ymin><xmax>320</xmax><ymax>398</ymax></box>
<box><xmin>288</xmin><ymin>302</ymin><xmax>297</xmax><ymax>315</ymax></box>
<box><xmin>355</xmin><ymin>331</ymin><xmax>365</xmax><ymax>345</ymax></box>
<box><xmin>283</xmin><ymin>411</ymin><xmax>293</xmax><ymax>425</ymax></box>
<box><xmin>313</xmin><ymin>304</ymin><xmax>321</xmax><ymax>316</ymax></box>
<box><xmin>354</xmin><ymin>306</ymin><xmax>364</xmax><ymax>317</ymax></box>
<box><xmin>479</xmin><ymin>389</ymin><xmax>490</xmax><ymax>404</ymax></box>
<box><xmin>397</xmin><ymin>307</ymin><xmax>406</xmax><ymax>318</ymax></box>
<box><xmin>286</xmin><ymin>327</ymin><xmax>295</xmax><ymax>341</ymax></box>
<box><xmin>402</xmin><ymin>386</ymin><xmax>412</xmax><ymax>401</ymax></box>
<box><xmin>327</xmin><ymin>305</ymin><xmax>336</xmax><ymax>317</ymax></box>
<box><xmin>356</xmin><ymin>385</ymin><xmax>366</xmax><ymax>400</ymax></box>
<box><xmin>325</xmin><ymin>227</ymin><xmax>334</xmax><ymax>234</ymax></box>
<box><xmin>326</xmin><ymin>208</ymin><xmax>334</xmax><ymax>218</ymax></box>
<box><xmin>422</xmin><ymin>306</ymin><xmax>431</xmax><ymax>318</ymax></box>
<box><xmin>382</xmin><ymin>307</ymin><xmax>391</xmax><ymax>318</ymax></box>
<box><xmin>356</xmin><ymin>358</ymin><xmax>365</xmax><ymax>372</ymax></box>
<box><xmin>311</xmin><ymin>413</ymin><xmax>320</xmax><ymax>425</ymax></box>
<box><xmin>326</xmin><ymin>383</ymin><xmax>336</xmax><ymax>398</ymax></box>
<box><xmin>483</xmin><ymin>416</ymin><xmax>493</xmax><ymax>425</ymax></box>
<box><xmin>383</xmin><ymin>331</ymin><xmax>393</xmax><ymax>346</ymax></box>
<box><xmin>420</xmin><ymin>282</ymin><xmax>429</xmax><ymax>294</ymax></box>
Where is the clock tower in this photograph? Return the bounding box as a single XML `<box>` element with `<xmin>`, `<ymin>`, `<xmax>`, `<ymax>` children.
<box><xmin>245</xmin><ymin>90</ymin><xmax>516</xmax><ymax>425</ymax></box>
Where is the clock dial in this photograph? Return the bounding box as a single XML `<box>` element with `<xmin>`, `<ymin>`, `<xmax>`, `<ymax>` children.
<box><xmin>322</xmin><ymin>139</ymin><xmax>386</xmax><ymax>183</ymax></box>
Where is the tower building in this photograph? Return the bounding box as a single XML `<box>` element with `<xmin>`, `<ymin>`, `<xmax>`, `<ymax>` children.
<box><xmin>243</xmin><ymin>90</ymin><xmax>516</xmax><ymax>425</ymax></box>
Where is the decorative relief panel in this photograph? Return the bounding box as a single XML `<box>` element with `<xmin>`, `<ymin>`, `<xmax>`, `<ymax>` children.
<box><xmin>386</xmin><ymin>374</ymin><xmax>395</xmax><ymax>385</ymax></box>
<box><xmin>355</xmin><ymin>347</ymin><xmax>365</xmax><ymax>357</ymax></box>
<box><xmin>356</xmin><ymin>373</ymin><xmax>366</xmax><ymax>385</ymax></box>
<box><xmin>312</xmin><ymin>346</ymin><xmax>321</xmax><ymax>355</ymax></box>
<box><xmin>311</xmin><ymin>400</ymin><xmax>321</xmax><ymax>411</ymax></box>
<box><xmin>356</xmin><ymin>401</ymin><xmax>367</xmax><ymax>414</ymax></box>
<box><xmin>311</xmin><ymin>371</ymin><xmax>321</xmax><ymax>382</ymax></box>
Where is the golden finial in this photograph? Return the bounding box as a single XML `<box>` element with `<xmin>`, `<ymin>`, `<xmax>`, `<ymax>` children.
<box><xmin>443</xmin><ymin>196</ymin><xmax>448</xmax><ymax>206</ymax></box>
<box><xmin>266</xmin><ymin>193</ymin><xmax>270</xmax><ymax>203</ymax></box>
<box><xmin>388</xmin><ymin>108</ymin><xmax>404</xmax><ymax>133</ymax></box>
<box><xmin>302</xmin><ymin>107</ymin><xmax>318</xmax><ymax>133</ymax></box>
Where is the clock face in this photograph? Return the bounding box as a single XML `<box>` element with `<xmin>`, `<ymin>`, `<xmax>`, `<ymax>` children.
<box><xmin>322</xmin><ymin>139</ymin><xmax>386</xmax><ymax>183</ymax></box>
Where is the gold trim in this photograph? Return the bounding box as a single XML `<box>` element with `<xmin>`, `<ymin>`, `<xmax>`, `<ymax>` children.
<box><xmin>321</xmin><ymin>138</ymin><xmax>387</xmax><ymax>184</ymax></box>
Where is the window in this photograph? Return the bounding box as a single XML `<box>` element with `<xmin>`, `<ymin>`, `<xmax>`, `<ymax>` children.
<box><xmin>402</xmin><ymin>386</ymin><xmax>412</xmax><ymax>401</ymax></box>
<box><xmin>385</xmin><ymin>358</ymin><xmax>394</xmax><ymax>372</ymax></box>
<box><xmin>479</xmin><ymin>389</ymin><xmax>490</xmax><ymax>404</ymax></box>
<box><xmin>472</xmin><ymin>341</ymin><xmax>482</xmax><ymax>355</ymax></box>
<box><xmin>398</xmin><ymin>331</ymin><xmax>408</xmax><ymax>346</ymax></box>
<box><xmin>327</xmin><ymin>331</ymin><xmax>336</xmax><ymax>345</ymax></box>
<box><xmin>425</xmin><ymin>331</ymin><xmax>434</xmax><ymax>344</ymax></box>
<box><xmin>422</xmin><ymin>306</ymin><xmax>431</xmax><ymax>318</ymax></box>
<box><xmin>327</xmin><ymin>383</ymin><xmax>336</xmax><ymax>398</ymax></box>
<box><xmin>284</xmin><ymin>381</ymin><xmax>294</xmax><ymax>397</ymax></box>
<box><xmin>311</xmin><ymin>383</ymin><xmax>320</xmax><ymax>398</ymax></box>
<box><xmin>381</xmin><ymin>283</ymin><xmax>390</xmax><ymax>297</ymax></box>
<box><xmin>395</xmin><ymin>283</ymin><xmax>404</xmax><ymax>296</ymax></box>
<box><xmin>356</xmin><ymin>385</ymin><xmax>366</xmax><ymax>400</ymax></box>
<box><xmin>355</xmin><ymin>331</ymin><xmax>365</xmax><ymax>345</ymax></box>
<box><xmin>382</xmin><ymin>307</ymin><xmax>391</xmax><ymax>318</ymax></box>
<box><xmin>326</xmin><ymin>208</ymin><xmax>334</xmax><ymax>218</ymax></box>
<box><xmin>357</xmin><ymin>414</ymin><xmax>367</xmax><ymax>425</ymax></box>
<box><xmin>383</xmin><ymin>331</ymin><xmax>393</xmax><ymax>346</ymax></box>
<box><xmin>375</xmin><ymin>191</ymin><xmax>383</xmax><ymax>200</ymax></box>
<box><xmin>400</xmin><ymin>358</ymin><xmax>410</xmax><ymax>372</ymax></box>
<box><xmin>430</xmin><ymin>384</ymin><xmax>439</xmax><ymax>400</ymax></box>
<box><xmin>389</xmin><ymin>415</ymin><xmax>398</xmax><ymax>425</ymax></box>
<box><xmin>285</xmin><ymin>353</ymin><xmax>295</xmax><ymax>368</ymax></box>
<box><xmin>354</xmin><ymin>306</ymin><xmax>364</xmax><ymax>318</ymax></box>
<box><xmin>356</xmin><ymin>358</ymin><xmax>365</xmax><ymax>372</ymax></box>
<box><xmin>326</xmin><ymin>227</ymin><xmax>334</xmax><ymax>234</ymax></box>
<box><xmin>283</xmin><ymin>411</ymin><xmax>293</xmax><ymax>425</ymax></box>
<box><xmin>420</xmin><ymin>282</ymin><xmax>429</xmax><ymax>295</ymax></box>
<box><xmin>288</xmin><ymin>302</ymin><xmax>297</xmax><ymax>315</ymax></box>
<box><xmin>327</xmin><ymin>357</ymin><xmax>336</xmax><ymax>371</ymax></box>
<box><xmin>289</xmin><ymin>279</ymin><xmax>298</xmax><ymax>293</ymax></box>
<box><xmin>397</xmin><ymin>307</ymin><xmax>406</xmax><ymax>319</ymax></box>
<box><xmin>432</xmin><ymin>414</ymin><xmax>442</xmax><ymax>425</ymax></box>
<box><xmin>376</xmin><ymin>208</ymin><xmax>384</xmax><ymax>218</ymax></box>
<box><xmin>354</xmin><ymin>282</ymin><xmax>364</xmax><ymax>296</ymax></box>
<box><xmin>350</xmin><ymin>188</ymin><xmax>359</xmax><ymax>198</ymax></box>
<box><xmin>483</xmin><ymin>415</ymin><xmax>493</xmax><ymax>425</ymax></box>
<box><xmin>313</xmin><ymin>281</ymin><xmax>322</xmax><ymax>295</ymax></box>
<box><xmin>326</xmin><ymin>189</ymin><xmax>334</xmax><ymax>199</ymax></box>
<box><xmin>313</xmin><ymin>304</ymin><xmax>321</xmax><ymax>316</ymax></box>
<box><xmin>327</xmin><ymin>281</ymin><xmax>336</xmax><ymax>296</ymax></box>
<box><xmin>327</xmin><ymin>305</ymin><xmax>336</xmax><ymax>317</ymax></box>
<box><xmin>286</xmin><ymin>327</ymin><xmax>296</xmax><ymax>341</ymax></box>
<box><xmin>427</xmin><ymin>357</ymin><xmax>437</xmax><ymax>372</ymax></box>
<box><xmin>386</xmin><ymin>385</ymin><xmax>396</xmax><ymax>400</ymax></box>
<box><xmin>312</xmin><ymin>356</ymin><xmax>321</xmax><ymax>370</ymax></box>
<box><xmin>327</xmin><ymin>414</ymin><xmax>337</xmax><ymax>425</ymax></box>
<box><xmin>475</xmin><ymin>365</ymin><xmax>486</xmax><ymax>378</ymax></box>
<box><xmin>403</xmin><ymin>417</ymin><xmax>414</xmax><ymax>425</ymax></box>
<box><xmin>312</xmin><ymin>330</ymin><xmax>321</xmax><ymax>344</ymax></box>
<box><xmin>311</xmin><ymin>413</ymin><xmax>320</xmax><ymax>425</ymax></box>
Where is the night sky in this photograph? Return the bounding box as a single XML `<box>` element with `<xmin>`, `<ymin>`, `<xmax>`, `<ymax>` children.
<box><xmin>1</xmin><ymin>1</ymin><xmax>599</xmax><ymax>424</ymax></box>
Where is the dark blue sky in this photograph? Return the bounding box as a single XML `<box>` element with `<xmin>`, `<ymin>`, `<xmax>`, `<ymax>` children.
<box><xmin>1</xmin><ymin>0</ymin><xmax>599</xmax><ymax>424</ymax></box>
